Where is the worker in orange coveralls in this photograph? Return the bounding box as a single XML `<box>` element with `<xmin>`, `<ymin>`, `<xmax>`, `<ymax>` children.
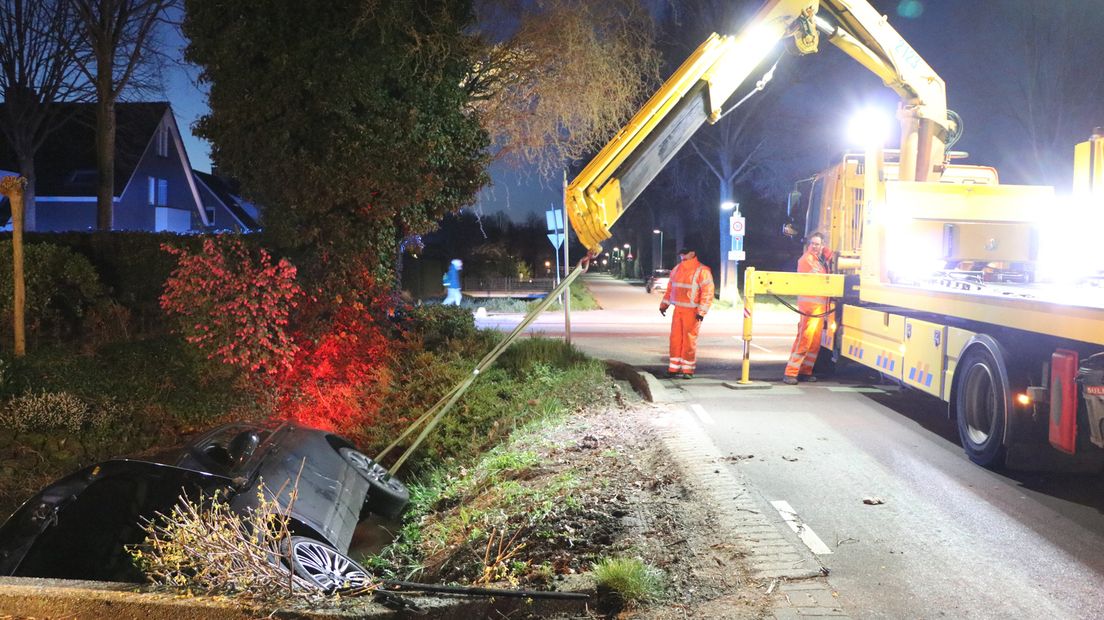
<box><xmin>783</xmin><ymin>231</ymin><xmax>832</xmax><ymax>384</ymax></box>
<box><xmin>659</xmin><ymin>247</ymin><xmax>714</xmax><ymax>379</ymax></box>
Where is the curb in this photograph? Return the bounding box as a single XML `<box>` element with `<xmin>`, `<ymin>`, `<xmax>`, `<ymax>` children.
<box><xmin>0</xmin><ymin>575</ymin><xmax>593</xmax><ymax>619</ymax></box>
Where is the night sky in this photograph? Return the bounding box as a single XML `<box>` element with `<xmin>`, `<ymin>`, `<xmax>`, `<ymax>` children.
<box><xmin>165</xmin><ymin>0</ymin><xmax>1104</xmax><ymax>224</ymax></box>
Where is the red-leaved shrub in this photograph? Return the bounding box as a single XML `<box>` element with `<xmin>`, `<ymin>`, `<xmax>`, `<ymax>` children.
<box><xmin>160</xmin><ymin>238</ymin><xmax>302</xmax><ymax>376</ymax></box>
<box><xmin>274</xmin><ymin>297</ymin><xmax>395</xmax><ymax>436</ymax></box>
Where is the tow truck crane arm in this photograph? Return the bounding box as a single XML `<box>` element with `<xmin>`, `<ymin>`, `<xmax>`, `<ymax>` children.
<box><xmin>566</xmin><ymin>0</ymin><xmax>953</xmax><ymax>255</ymax></box>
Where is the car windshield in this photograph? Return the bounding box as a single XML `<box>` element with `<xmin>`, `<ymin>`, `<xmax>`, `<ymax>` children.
<box><xmin>652</xmin><ymin>270</ymin><xmax>670</xmax><ymax>278</ymax></box>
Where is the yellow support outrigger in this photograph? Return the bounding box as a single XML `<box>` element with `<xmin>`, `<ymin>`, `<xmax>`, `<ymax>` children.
<box><xmin>737</xmin><ymin>268</ymin><xmax>846</xmax><ymax>386</ymax></box>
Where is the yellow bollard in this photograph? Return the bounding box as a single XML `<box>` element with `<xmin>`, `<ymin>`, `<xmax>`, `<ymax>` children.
<box><xmin>739</xmin><ymin>267</ymin><xmax>755</xmax><ymax>384</ymax></box>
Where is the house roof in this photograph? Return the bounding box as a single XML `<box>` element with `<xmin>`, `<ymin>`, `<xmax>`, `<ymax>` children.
<box><xmin>194</xmin><ymin>170</ymin><xmax>260</xmax><ymax>231</ymax></box>
<box><xmin>0</xmin><ymin>102</ymin><xmax>170</xmax><ymax>198</ymax></box>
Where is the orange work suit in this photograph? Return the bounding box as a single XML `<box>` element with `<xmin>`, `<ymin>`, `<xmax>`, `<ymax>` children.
<box><xmin>785</xmin><ymin>250</ymin><xmax>829</xmax><ymax>379</ymax></box>
<box><xmin>659</xmin><ymin>257</ymin><xmax>714</xmax><ymax>376</ymax></box>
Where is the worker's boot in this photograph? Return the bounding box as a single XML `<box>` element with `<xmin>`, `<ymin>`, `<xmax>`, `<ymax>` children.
<box><xmin>798</xmin><ymin>375</ymin><xmax>817</xmax><ymax>382</ymax></box>
<box><xmin>781</xmin><ymin>376</ymin><xmax>798</xmax><ymax>385</ymax></box>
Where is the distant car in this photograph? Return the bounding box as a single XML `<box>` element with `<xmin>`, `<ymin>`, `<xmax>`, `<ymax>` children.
<box><xmin>645</xmin><ymin>269</ymin><xmax>671</xmax><ymax>294</ymax></box>
<box><xmin>0</xmin><ymin>422</ymin><xmax>408</xmax><ymax>589</ymax></box>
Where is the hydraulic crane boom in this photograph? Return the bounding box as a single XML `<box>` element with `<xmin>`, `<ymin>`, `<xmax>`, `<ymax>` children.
<box><xmin>566</xmin><ymin>0</ymin><xmax>954</xmax><ymax>254</ymax></box>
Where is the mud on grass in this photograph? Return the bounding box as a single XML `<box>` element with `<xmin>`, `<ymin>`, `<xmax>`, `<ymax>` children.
<box><xmin>373</xmin><ymin>392</ymin><xmax>773</xmax><ymax>618</ymax></box>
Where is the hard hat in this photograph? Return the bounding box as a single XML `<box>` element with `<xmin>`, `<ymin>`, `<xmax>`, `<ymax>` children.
<box><xmin>451</xmin><ymin>259</ymin><xmax>463</xmax><ymax>268</ymax></box>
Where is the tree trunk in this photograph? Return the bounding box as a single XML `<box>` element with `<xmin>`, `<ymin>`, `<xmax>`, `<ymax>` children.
<box><xmin>95</xmin><ymin>82</ymin><xmax>116</xmax><ymax>231</ymax></box>
<box><xmin>0</xmin><ymin>177</ymin><xmax>27</xmax><ymax>358</ymax></box>
<box><xmin>16</xmin><ymin>154</ymin><xmax>36</xmax><ymax>232</ymax></box>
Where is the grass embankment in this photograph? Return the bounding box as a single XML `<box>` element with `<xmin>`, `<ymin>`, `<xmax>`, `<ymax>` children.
<box><xmin>0</xmin><ymin>300</ymin><xmax>627</xmax><ymax>609</ymax></box>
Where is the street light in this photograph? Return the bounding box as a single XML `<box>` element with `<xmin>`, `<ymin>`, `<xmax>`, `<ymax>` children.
<box><xmin>622</xmin><ymin>243</ymin><xmax>632</xmax><ymax>279</ymax></box>
<box><xmin>652</xmin><ymin>229</ymin><xmax>664</xmax><ymax>269</ymax></box>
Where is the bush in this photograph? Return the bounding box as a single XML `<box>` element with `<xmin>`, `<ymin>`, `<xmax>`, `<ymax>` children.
<box><xmin>130</xmin><ymin>486</ymin><xmax>355</xmax><ymax>599</ymax></box>
<box><xmin>161</xmin><ymin>237</ymin><xmax>302</xmax><ymax>376</ymax></box>
<box><xmin>16</xmin><ymin>232</ymin><xmax>208</xmax><ymax>333</ymax></box>
<box><xmin>0</xmin><ymin>240</ymin><xmax>104</xmax><ymax>339</ymax></box>
<box><xmin>0</xmin><ymin>390</ymin><xmax>119</xmax><ymax>433</ymax></box>
<box><xmin>398</xmin><ymin>304</ymin><xmax>482</xmax><ymax>353</ymax></box>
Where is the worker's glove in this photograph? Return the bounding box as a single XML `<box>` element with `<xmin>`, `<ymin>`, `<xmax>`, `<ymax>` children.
<box><xmin>659</xmin><ymin>306</ymin><xmax>667</xmax><ymax>317</ymax></box>
<box><xmin>695</xmin><ymin>314</ymin><xmax>704</xmax><ymax>322</ymax></box>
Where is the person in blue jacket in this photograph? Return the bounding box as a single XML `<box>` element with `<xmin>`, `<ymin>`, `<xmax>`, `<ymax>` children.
<box><xmin>442</xmin><ymin>259</ymin><xmax>463</xmax><ymax>305</ymax></box>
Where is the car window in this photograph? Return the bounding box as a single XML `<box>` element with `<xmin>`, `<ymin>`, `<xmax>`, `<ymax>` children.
<box><xmin>190</xmin><ymin>425</ymin><xmax>271</xmax><ymax>473</ymax></box>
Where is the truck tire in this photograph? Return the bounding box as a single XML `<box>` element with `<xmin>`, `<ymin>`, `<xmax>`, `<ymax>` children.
<box><xmin>955</xmin><ymin>345</ymin><xmax>1009</xmax><ymax>467</ymax></box>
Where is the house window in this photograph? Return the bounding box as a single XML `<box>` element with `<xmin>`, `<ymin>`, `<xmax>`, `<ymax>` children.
<box><xmin>155</xmin><ymin>207</ymin><xmax>191</xmax><ymax>232</ymax></box>
<box><xmin>157</xmin><ymin>125</ymin><xmax>170</xmax><ymax>158</ymax></box>
<box><xmin>148</xmin><ymin>177</ymin><xmax>168</xmax><ymax>206</ymax></box>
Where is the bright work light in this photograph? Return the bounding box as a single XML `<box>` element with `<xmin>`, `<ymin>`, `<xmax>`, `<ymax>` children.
<box><xmin>847</xmin><ymin>107</ymin><xmax>892</xmax><ymax>147</ymax></box>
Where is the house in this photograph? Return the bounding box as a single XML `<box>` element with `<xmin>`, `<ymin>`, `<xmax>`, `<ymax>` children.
<box><xmin>193</xmin><ymin>170</ymin><xmax>259</xmax><ymax>233</ymax></box>
<box><xmin>0</xmin><ymin>101</ymin><xmax>257</xmax><ymax>233</ymax></box>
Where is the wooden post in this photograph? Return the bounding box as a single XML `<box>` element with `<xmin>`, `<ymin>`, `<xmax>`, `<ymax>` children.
<box><xmin>0</xmin><ymin>176</ymin><xmax>26</xmax><ymax>357</ymax></box>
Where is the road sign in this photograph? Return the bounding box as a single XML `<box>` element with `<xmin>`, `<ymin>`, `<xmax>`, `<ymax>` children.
<box><xmin>546</xmin><ymin>209</ymin><xmax>564</xmax><ymax>233</ymax></box>
<box><xmin>728</xmin><ymin>250</ymin><xmax>746</xmax><ymax>261</ymax></box>
<box><xmin>546</xmin><ymin>207</ymin><xmax>565</xmax><ymax>249</ymax></box>
<box><xmin>730</xmin><ymin>215</ymin><xmax>745</xmax><ymax>236</ymax></box>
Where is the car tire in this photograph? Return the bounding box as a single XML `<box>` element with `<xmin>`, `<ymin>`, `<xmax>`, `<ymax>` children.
<box><xmin>288</xmin><ymin>536</ymin><xmax>372</xmax><ymax>592</ymax></box>
<box><xmin>338</xmin><ymin>447</ymin><xmax>410</xmax><ymax>518</ymax></box>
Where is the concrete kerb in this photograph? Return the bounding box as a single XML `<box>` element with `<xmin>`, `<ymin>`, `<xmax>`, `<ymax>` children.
<box><xmin>0</xmin><ymin>575</ymin><xmax>596</xmax><ymax>619</ymax></box>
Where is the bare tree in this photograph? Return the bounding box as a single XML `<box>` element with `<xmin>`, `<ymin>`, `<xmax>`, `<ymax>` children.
<box><xmin>466</xmin><ymin>0</ymin><xmax>662</xmax><ymax>178</ymax></box>
<box><xmin>0</xmin><ymin>0</ymin><xmax>89</xmax><ymax>230</ymax></box>
<box><xmin>69</xmin><ymin>0</ymin><xmax>175</xmax><ymax>230</ymax></box>
<box><xmin>1000</xmin><ymin>0</ymin><xmax>1104</xmax><ymax>186</ymax></box>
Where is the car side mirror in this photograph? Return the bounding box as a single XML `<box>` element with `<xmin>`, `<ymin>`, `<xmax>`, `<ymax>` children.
<box><xmin>228</xmin><ymin>431</ymin><xmax>261</xmax><ymax>466</ymax></box>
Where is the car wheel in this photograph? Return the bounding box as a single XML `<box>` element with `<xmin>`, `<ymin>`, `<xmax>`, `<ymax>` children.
<box><xmin>289</xmin><ymin>536</ymin><xmax>372</xmax><ymax>592</ymax></box>
<box><xmin>339</xmin><ymin>447</ymin><xmax>410</xmax><ymax>518</ymax></box>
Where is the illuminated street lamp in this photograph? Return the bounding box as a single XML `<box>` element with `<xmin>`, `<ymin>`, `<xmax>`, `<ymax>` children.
<box><xmin>652</xmin><ymin>229</ymin><xmax>664</xmax><ymax>270</ymax></box>
<box><xmin>544</xmin><ymin>260</ymin><xmax>552</xmax><ymax>275</ymax></box>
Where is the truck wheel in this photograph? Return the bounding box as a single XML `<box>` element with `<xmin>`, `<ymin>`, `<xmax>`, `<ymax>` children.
<box><xmin>955</xmin><ymin>346</ymin><xmax>1008</xmax><ymax>467</ymax></box>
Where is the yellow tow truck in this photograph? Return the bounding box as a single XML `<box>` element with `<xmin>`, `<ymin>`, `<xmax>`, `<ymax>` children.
<box><xmin>563</xmin><ymin>0</ymin><xmax>1104</xmax><ymax>469</ymax></box>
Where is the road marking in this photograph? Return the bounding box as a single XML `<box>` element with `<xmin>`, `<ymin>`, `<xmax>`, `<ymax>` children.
<box><xmin>770</xmin><ymin>500</ymin><xmax>833</xmax><ymax>555</ymax></box>
<box><xmin>690</xmin><ymin>403</ymin><xmax>715</xmax><ymax>425</ymax></box>
<box><xmin>827</xmin><ymin>386</ymin><xmax>886</xmax><ymax>393</ymax></box>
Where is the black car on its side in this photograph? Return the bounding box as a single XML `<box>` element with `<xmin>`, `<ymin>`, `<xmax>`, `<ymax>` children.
<box><xmin>0</xmin><ymin>422</ymin><xmax>408</xmax><ymax>588</ymax></box>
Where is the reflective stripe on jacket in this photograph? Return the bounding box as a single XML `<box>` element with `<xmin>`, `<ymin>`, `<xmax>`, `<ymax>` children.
<box><xmin>662</xmin><ymin>257</ymin><xmax>715</xmax><ymax>314</ymax></box>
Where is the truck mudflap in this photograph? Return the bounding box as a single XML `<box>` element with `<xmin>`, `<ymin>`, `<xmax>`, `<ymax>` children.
<box><xmin>1049</xmin><ymin>350</ymin><xmax>1079</xmax><ymax>454</ymax></box>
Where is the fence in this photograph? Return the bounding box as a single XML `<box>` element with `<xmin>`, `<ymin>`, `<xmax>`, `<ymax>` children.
<box><xmin>464</xmin><ymin>276</ymin><xmax>556</xmax><ymax>298</ymax></box>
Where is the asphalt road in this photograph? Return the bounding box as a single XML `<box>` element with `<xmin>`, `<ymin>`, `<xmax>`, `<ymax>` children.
<box><xmin>476</xmin><ymin>273</ymin><xmax>1104</xmax><ymax>619</ymax></box>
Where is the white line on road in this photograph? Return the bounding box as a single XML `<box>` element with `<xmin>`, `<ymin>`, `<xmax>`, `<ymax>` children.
<box><xmin>689</xmin><ymin>403</ymin><xmax>714</xmax><ymax>425</ymax></box>
<box><xmin>770</xmin><ymin>500</ymin><xmax>833</xmax><ymax>555</ymax></box>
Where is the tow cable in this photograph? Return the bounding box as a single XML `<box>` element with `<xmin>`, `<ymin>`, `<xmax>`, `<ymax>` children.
<box><xmin>376</xmin><ymin>254</ymin><xmax>593</xmax><ymax>473</ymax></box>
